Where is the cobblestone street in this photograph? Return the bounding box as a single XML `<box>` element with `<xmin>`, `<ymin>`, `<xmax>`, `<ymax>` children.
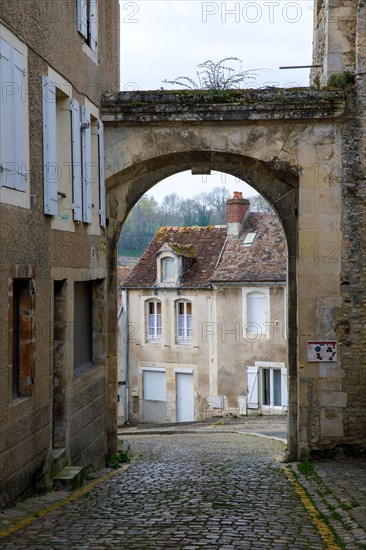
<box><xmin>1</xmin><ymin>432</ymin><xmax>364</xmax><ymax>549</ymax></box>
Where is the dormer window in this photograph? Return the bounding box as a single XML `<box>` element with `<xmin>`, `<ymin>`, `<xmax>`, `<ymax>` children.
<box><xmin>161</xmin><ymin>257</ymin><xmax>175</xmax><ymax>282</ymax></box>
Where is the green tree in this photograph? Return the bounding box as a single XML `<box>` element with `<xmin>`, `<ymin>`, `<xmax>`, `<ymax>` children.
<box><xmin>119</xmin><ymin>195</ymin><xmax>160</xmax><ymax>256</ymax></box>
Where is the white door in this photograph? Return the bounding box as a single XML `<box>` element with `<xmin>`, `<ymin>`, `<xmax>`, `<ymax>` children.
<box><xmin>176</xmin><ymin>373</ymin><xmax>194</xmax><ymax>422</ymax></box>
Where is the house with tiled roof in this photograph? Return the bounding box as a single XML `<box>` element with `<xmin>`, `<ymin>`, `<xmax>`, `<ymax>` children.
<box><xmin>119</xmin><ymin>192</ymin><xmax>288</xmax><ymax>424</ymax></box>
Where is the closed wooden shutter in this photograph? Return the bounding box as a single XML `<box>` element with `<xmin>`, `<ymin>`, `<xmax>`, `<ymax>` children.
<box><xmin>70</xmin><ymin>98</ymin><xmax>82</xmax><ymax>221</ymax></box>
<box><xmin>281</xmin><ymin>367</ymin><xmax>288</xmax><ymax>408</ymax></box>
<box><xmin>89</xmin><ymin>0</ymin><xmax>98</xmax><ymax>52</ymax></box>
<box><xmin>97</xmin><ymin>120</ymin><xmax>105</xmax><ymax>227</ymax></box>
<box><xmin>77</xmin><ymin>0</ymin><xmax>88</xmax><ymax>38</ymax></box>
<box><xmin>0</xmin><ymin>38</ymin><xmax>27</xmax><ymax>191</ymax></box>
<box><xmin>42</xmin><ymin>76</ymin><xmax>58</xmax><ymax>215</ymax></box>
<box><xmin>246</xmin><ymin>366</ymin><xmax>259</xmax><ymax>409</ymax></box>
<box><xmin>81</xmin><ymin>105</ymin><xmax>92</xmax><ymax>223</ymax></box>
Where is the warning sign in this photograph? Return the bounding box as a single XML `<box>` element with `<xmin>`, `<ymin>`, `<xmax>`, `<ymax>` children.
<box><xmin>307</xmin><ymin>341</ymin><xmax>337</xmax><ymax>362</ymax></box>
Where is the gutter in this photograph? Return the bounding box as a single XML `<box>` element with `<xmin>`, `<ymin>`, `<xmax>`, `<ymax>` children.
<box><xmin>124</xmin><ymin>289</ymin><xmax>129</xmax><ymax>423</ymax></box>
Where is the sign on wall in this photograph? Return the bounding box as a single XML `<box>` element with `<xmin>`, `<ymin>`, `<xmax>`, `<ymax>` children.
<box><xmin>307</xmin><ymin>341</ymin><xmax>337</xmax><ymax>362</ymax></box>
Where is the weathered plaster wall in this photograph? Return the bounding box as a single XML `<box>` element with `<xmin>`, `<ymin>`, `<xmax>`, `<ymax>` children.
<box><xmin>215</xmin><ymin>286</ymin><xmax>287</xmax><ymax>408</ymax></box>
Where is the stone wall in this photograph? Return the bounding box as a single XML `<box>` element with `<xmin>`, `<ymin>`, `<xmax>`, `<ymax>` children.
<box><xmin>0</xmin><ymin>0</ymin><xmax>119</xmax><ymax>507</ymax></box>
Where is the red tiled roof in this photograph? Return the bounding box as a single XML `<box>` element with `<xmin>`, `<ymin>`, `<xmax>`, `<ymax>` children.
<box><xmin>122</xmin><ymin>226</ymin><xmax>227</xmax><ymax>288</ymax></box>
<box><xmin>212</xmin><ymin>213</ymin><xmax>286</xmax><ymax>282</ymax></box>
<box><xmin>121</xmin><ymin>214</ymin><xmax>286</xmax><ymax>289</ymax></box>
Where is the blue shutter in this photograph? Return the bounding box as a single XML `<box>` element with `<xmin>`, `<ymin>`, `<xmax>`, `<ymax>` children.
<box><xmin>89</xmin><ymin>0</ymin><xmax>98</xmax><ymax>52</ymax></box>
<box><xmin>12</xmin><ymin>47</ymin><xmax>27</xmax><ymax>190</ymax></box>
<box><xmin>42</xmin><ymin>76</ymin><xmax>58</xmax><ymax>216</ymax></box>
<box><xmin>77</xmin><ymin>0</ymin><xmax>88</xmax><ymax>38</ymax></box>
<box><xmin>97</xmin><ymin>120</ymin><xmax>106</xmax><ymax>227</ymax></box>
<box><xmin>81</xmin><ymin>105</ymin><xmax>92</xmax><ymax>223</ymax></box>
<box><xmin>0</xmin><ymin>38</ymin><xmax>26</xmax><ymax>191</ymax></box>
<box><xmin>70</xmin><ymin>98</ymin><xmax>82</xmax><ymax>221</ymax></box>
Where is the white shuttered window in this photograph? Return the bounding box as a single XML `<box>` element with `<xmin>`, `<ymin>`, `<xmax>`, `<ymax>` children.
<box><xmin>77</xmin><ymin>0</ymin><xmax>98</xmax><ymax>53</ymax></box>
<box><xmin>42</xmin><ymin>76</ymin><xmax>58</xmax><ymax>215</ymax></box>
<box><xmin>70</xmin><ymin>98</ymin><xmax>82</xmax><ymax>221</ymax></box>
<box><xmin>242</xmin><ymin>288</ymin><xmax>270</xmax><ymax>338</ymax></box>
<box><xmin>0</xmin><ymin>37</ymin><xmax>27</xmax><ymax>191</ymax></box>
<box><xmin>81</xmin><ymin>106</ymin><xmax>92</xmax><ymax>223</ymax></box>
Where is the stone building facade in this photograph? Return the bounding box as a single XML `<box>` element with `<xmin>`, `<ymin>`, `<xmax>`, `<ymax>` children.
<box><xmin>0</xmin><ymin>0</ymin><xmax>119</xmax><ymax>507</ymax></box>
<box><xmin>103</xmin><ymin>0</ymin><xmax>366</xmax><ymax>458</ymax></box>
<box><xmin>120</xmin><ymin>195</ymin><xmax>288</xmax><ymax>423</ymax></box>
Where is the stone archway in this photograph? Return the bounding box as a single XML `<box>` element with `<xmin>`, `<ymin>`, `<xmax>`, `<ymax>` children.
<box><xmin>102</xmin><ymin>89</ymin><xmax>346</xmax><ymax>459</ymax></box>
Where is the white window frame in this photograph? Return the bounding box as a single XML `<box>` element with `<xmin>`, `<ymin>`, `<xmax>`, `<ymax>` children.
<box><xmin>0</xmin><ymin>26</ymin><xmax>29</xmax><ymax>209</ymax></box>
<box><xmin>156</xmin><ymin>252</ymin><xmax>178</xmax><ymax>286</ymax></box>
<box><xmin>146</xmin><ymin>300</ymin><xmax>162</xmax><ymax>343</ymax></box>
<box><xmin>176</xmin><ymin>300</ymin><xmax>192</xmax><ymax>344</ymax></box>
<box><xmin>242</xmin><ymin>287</ymin><xmax>270</xmax><ymax>339</ymax></box>
<box><xmin>243</xmin><ymin>232</ymin><xmax>257</xmax><ymax>246</ymax></box>
<box><xmin>255</xmin><ymin>361</ymin><xmax>287</xmax><ymax>411</ymax></box>
<box><xmin>247</xmin><ymin>362</ymin><xmax>287</xmax><ymax>411</ymax></box>
<box><xmin>161</xmin><ymin>257</ymin><xmax>175</xmax><ymax>283</ymax></box>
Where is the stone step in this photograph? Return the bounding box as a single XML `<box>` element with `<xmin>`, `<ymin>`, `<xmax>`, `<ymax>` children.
<box><xmin>53</xmin><ymin>466</ymin><xmax>84</xmax><ymax>491</ymax></box>
<box><xmin>49</xmin><ymin>448</ymin><xmax>68</xmax><ymax>479</ymax></box>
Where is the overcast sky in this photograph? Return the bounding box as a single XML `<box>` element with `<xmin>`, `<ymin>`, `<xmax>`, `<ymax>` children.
<box><xmin>119</xmin><ymin>0</ymin><xmax>314</xmax><ymax>202</ymax></box>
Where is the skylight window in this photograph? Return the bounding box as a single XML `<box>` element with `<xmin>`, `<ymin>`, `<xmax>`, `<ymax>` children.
<box><xmin>243</xmin><ymin>232</ymin><xmax>257</xmax><ymax>246</ymax></box>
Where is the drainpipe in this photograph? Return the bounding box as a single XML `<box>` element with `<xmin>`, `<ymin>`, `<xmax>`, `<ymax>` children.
<box><xmin>124</xmin><ymin>289</ymin><xmax>129</xmax><ymax>423</ymax></box>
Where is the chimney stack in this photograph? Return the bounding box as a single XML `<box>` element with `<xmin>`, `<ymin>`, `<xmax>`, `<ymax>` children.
<box><xmin>226</xmin><ymin>192</ymin><xmax>250</xmax><ymax>237</ymax></box>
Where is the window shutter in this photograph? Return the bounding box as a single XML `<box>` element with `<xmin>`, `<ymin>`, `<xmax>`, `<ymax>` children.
<box><xmin>42</xmin><ymin>76</ymin><xmax>58</xmax><ymax>216</ymax></box>
<box><xmin>81</xmin><ymin>105</ymin><xmax>92</xmax><ymax>223</ymax></box>
<box><xmin>0</xmin><ymin>38</ymin><xmax>26</xmax><ymax>191</ymax></box>
<box><xmin>97</xmin><ymin>120</ymin><xmax>106</xmax><ymax>227</ymax></box>
<box><xmin>281</xmin><ymin>367</ymin><xmax>288</xmax><ymax>409</ymax></box>
<box><xmin>70</xmin><ymin>98</ymin><xmax>82</xmax><ymax>221</ymax></box>
<box><xmin>249</xmin><ymin>294</ymin><xmax>266</xmax><ymax>326</ymax></box>
<box><xmin>89</xmin><ymin>0</ymin><xmax>98</xmax><ymax>52</ymax></box>
<box><xmin>143</xmin><ymin>371</ymin><xmax>166</xmax><ymax>401</ymax></box>
<box><xmin>246</xmin><ymin>366</ymin><xmax>259</xmax><ymax>409</ymax></box>
<box><xmin>77</xmin><ymin>0</ymin><xmax>88</xmax><ymax>38</ymax></box>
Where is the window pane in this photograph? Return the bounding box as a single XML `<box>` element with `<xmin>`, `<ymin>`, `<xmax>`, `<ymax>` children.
<box><xmin>263</xmin><ymin>369</ymin><xmax>270</xmax><ymax>405</ymax></box>
<box><xmin>162</xmin><ymin>258</ymin><xmax>175</xmax><ymax>281</ymax></box>
<box><xmin>273</xmin><ymin>370</ymin><xmax>282</xmax><ymax>406</ymax></box>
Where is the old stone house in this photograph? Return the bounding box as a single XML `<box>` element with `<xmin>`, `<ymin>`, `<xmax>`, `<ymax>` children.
<box><xmin>119</xmin><ymin>193</ymin><xmax>288</xmax><ymax>423</ymax></box>
<box><xmin>0</xmin><ymin>0</ymin><xmax>119</xmax><ymax>507</ymax></box>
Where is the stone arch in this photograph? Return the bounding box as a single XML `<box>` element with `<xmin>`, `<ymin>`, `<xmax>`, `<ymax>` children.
<box><xmin>106</xmin><ymin>146</ymin><xmax>299</xmax><ymax>458</ymax></box>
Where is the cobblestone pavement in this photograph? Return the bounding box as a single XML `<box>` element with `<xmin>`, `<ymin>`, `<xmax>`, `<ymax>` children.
<box><xmin>0</xmin><ymin>433</ymin><xmax>339</xmax><ymax>549</ymax></box>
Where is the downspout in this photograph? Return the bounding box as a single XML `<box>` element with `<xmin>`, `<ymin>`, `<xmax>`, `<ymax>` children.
<box><xmin>124</xmin><ymin>289</ymin><xmax>129</xmax><ymax>423</ymax></box>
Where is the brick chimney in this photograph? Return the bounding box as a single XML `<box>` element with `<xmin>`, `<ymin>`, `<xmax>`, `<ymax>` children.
<box><xmin>226</xmin><ymin>192</ymin><xmax>250</xmax><ymax>237</ymax></box>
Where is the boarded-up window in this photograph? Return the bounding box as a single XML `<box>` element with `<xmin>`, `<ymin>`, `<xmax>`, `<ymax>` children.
<box><xmin>143</xmin><ymin>370</ymin><xmax>166</xmax><ymax>401</ymax></box>
<box><xmin>12</xmin><ymin>279</ymin><xmax>33</xmax><ymax>398</ymax></box>
<box><xmin>74</xmin><ymin>281</ymin><xmax>92</xmax><ymax>373</ymax></box>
